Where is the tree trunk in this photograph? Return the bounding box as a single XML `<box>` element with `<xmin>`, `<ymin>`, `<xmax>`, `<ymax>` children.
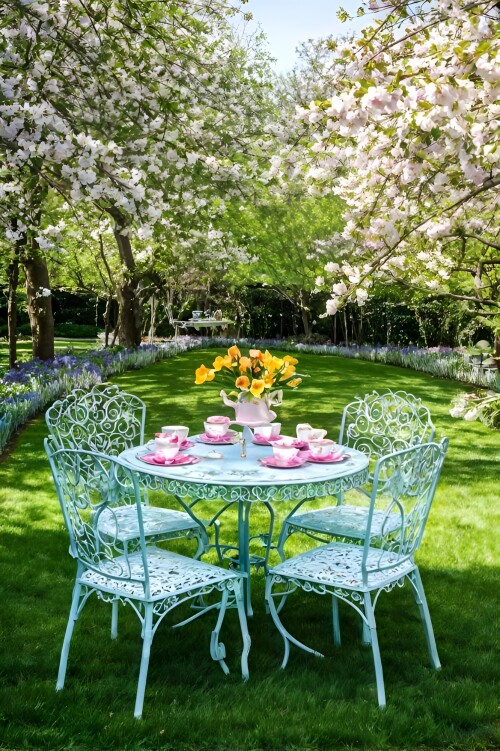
<box><xmin>103</xmin><ymin>295</ymin><xmax>114</xmax><ymax>347</ymax></box>
<box><xmin>109</xmin><ymin>214</ymin><xmax>141</xmax><ymax>347</ymax></box>
<box><xmin>148</xmin><ymin>293</ymin><xmax>157</xmax><ymax>343</ymax></box>
<box><xmin>7</xmin><ymin>251</ymin><xmax>20</xmax><ymax>369</ymax></box>
<box><xmin>300</xmin><ymin>307</ymin><xmax>311</xmax><ymax>339</ymax></box>
<box><xmin>23</xmin><ymin>241</ymin><xmax>54</xmax><ymax>360</ymax></box>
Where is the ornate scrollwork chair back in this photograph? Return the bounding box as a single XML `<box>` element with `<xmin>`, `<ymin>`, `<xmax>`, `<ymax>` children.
<box><xmin>45</xmin><ymin>439</ymin><xmax>250</xmax><ymax>719</ymax></box>
<box><xmin>45</xmin><ymin>384</ymin><xmax>146</xmax><ymax>456</ymax></box>
<box><xmin>266</xmin><ymin>438</ymin><xmax>448</xmax><ymax>707</ymax></box>
<box><xmin>339</xmin><ymin>390</ymin><xmax>435</xmax><ymax>479</ymax></box>
<box><xmin>277</xmin><ymin>390</ymin><xmax>436</xmax><ymax>557</ymax></box>
<box><xmin>45</xmin><ymin>384</ymin><xmax>208</xmax><ymax>558</ymax></box>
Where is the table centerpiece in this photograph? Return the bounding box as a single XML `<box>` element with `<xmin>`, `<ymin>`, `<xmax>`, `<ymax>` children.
<box><xmin>194</xmin><ymin>345</ymin><xmax>305</xmax><ymax>426</ymax></box>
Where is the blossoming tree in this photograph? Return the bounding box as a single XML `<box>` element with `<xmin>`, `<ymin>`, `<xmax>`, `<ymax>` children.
<box><xmin>294</xmin><ymin>0</ymin><xmax>499</xmax><ymax>360</ymax></box>
<box><xmin>0</xmin><ymin>0</ymin><xmax>272</xmax><ymax>357</ymax></box>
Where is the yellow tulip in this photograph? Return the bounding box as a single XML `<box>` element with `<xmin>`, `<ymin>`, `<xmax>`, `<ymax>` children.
<box><xmin>212</xmin><ymin>355</ymin><xmax>227</xmax><ymax>371</ymax></box>
<box><xmin>272</xmin><ymin>356</ymin><xmax>284</xmax><ymax>371</ymax></box>
<box><xmin>249</xmin><ymin>349</ymin><xmax>263</xmax><ymax>359</ymax></box>
<box><xmin>195</xmin><ymin>365</ymin><xmax>215</xmax><ymax>384</ymax></box>
<box><xmin>286</xmin><ymin>378</ymin><xmax>302</xmax><ymax>388</ymax></box>
<box><xmin>228</xmin><ymin>345</ymin><xmax>241</xmax><ymax>359</ymax></box>
<box><xmin>236</xmin><ymin>375</ymin><xmax>250</xmax><ymax>390</ymax></box>
<box><xmin>283</xmin><ymin>355</ymin><xmax>299</xmax><ymax>365</ymax></box>
<box><xmin>279</xmin><ymin>365</ymin><xmax>296</xmax><ymax>381</ymax></box>
<box><xmin>263</xmin><ymin>373</ymin><xmax>275</xmax><ymax>387</ymax></box>
<box><xmin>250</xmin><ymin>379</ymin><xmax>265</xmax><ymax>397</ymax></box>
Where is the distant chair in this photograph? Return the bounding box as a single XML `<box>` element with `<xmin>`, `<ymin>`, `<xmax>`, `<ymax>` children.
<box><xmin>46</xmin><ymin>441</ymin><xmax>250</xmax><ymax>718</ymax></box>
<box><xmin>165</xmin><ymin>306</ymin><xmax>187</xmax><ymax>339</ymax></box>
<box><xmin>277</xmin><ymin>390</ymin><xmax>435</xmax><ymax>557</ymax></box>
<box><xmin>266</xmin><ymin>439</ymin><xmax>448</xmax><ymax>707</ymax></box>
<box><xmin>46</xmin><ymin>384</ymin><xmax>208</xmax><ymax>556</ymax></box>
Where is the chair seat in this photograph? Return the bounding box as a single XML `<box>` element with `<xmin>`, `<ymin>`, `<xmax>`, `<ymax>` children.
<box><xmin>287</xmin><ymin>504</ymin><xmax>401</xmax><ymax>541</ymax></box>
<box><xmin>270</xmin><ymin>542</ymin><xmax>414</xmax><ymax>592</ymax></box>
<box><xmin>80</xmin><ymin>548</ymin><xmax>241</xmax><ymax>601</ymax></box>
<box><xmin>98</xmin><ymin>505</ymin><xmax>202</xmax><ymax>542</ymax></box>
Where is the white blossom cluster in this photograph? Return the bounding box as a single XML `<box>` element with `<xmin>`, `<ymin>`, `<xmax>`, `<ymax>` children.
<box><xmin>287</xmin><ymin>1</ymin><xmax>500</xmax><ymax>321</ymax></box>
<box><xmin>0</xmin><ymin>0</ymin><xmax>274</xmax><ymax>278</ymax></box>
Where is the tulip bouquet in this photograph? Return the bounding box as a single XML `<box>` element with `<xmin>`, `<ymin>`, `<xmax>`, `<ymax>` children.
<box><xmin>195</xmin><ymin>345</ymin><xmax>304</xmax><ymax>400</ymax></box>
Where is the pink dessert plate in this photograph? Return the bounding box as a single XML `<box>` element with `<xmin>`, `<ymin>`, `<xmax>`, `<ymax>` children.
<box><xmin>252</xmin><ymin>434</ymin><xmax>282</xmax><ymax>445</ymax></box>
<box><xmin>258</xmin><ymin>455</ymin><xmax>307</xmax><ymax>469</ymax></box>
<box><xmin>305</xmin><ymin>451</ymin><xmax>347</xmax><ymax>464</ymax></box>
<box><xmin>179</xmin><ymin>440</ymin><xmax>195</xmax><ymax>450</ymax></box>
<box><xmin>138</xmin><ymin>453</ymin><xmax>201</xmax><ymax>467</ymax></box>
<box><xmin>196</xmin><ymin>431</ymin><xmax>239</xmax><ymax>445</ymax></box>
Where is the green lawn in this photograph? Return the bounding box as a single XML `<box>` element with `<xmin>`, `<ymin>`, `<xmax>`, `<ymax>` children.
<box><xmin>0</xmin><ymin>350</ymin><xmax>498</xmax><ymax>751</ymax></box>
<box><xmin>0</xmin><ymin>338</ymin><xmax>97</xmax><ymax>368</ymax></box>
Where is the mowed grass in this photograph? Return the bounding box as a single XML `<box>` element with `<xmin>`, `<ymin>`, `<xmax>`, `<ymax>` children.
<box><xmin>0</xmin><ymin>349</ymin><xmax>498</xmax><ymax>751</ymax></box>
<box><xmin>0</xmin><ymin>338</ymin><xmax>97</xmax><ymax>367</ymax></box>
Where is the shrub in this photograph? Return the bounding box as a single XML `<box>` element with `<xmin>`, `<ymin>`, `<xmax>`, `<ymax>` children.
<box><xmin>54</xmin><ymin>323</ymin><xmax>100</xmax><ymax>338</ymax></box>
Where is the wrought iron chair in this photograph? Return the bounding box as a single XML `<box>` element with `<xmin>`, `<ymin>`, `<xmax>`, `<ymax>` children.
<box><xmin>45</xmin><ymin>440</ymin><xmax>250</xmax><ymax>719</ymax></box>
<box><xmin>266</xmin><ymin>439</ymin><xmax>448</xmax><ymax>707</ymax></box>
<box><xmin>277</xmin><ymin>390</ymin><xmax>435</xmax><ymax>557</ymax></box>
<box><xmin>46</xmin><ymin>384</ymin><xmax>208</xmax><ymax>557</ymax></box>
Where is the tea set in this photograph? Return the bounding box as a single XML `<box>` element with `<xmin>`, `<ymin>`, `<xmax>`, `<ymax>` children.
<box><xmin>142</xmin><ymin>418</ymin><xmax>345</xmax><ymax>468</ymax></box>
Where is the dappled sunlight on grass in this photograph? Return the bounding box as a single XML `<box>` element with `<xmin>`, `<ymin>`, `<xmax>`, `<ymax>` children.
<box><xmin>0</xmin><ymin>350</ymin><xmax>498</xmax><ymax>750</ymax></box>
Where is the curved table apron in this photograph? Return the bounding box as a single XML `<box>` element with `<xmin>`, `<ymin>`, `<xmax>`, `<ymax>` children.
<box><xmin>119</xmin><ymin>439</ymin><xmax>369</xmax><ymax>616</ymax></box>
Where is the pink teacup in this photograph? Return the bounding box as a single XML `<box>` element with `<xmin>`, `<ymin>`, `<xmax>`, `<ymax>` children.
<box><xmin>161</xmin><ymin>425</ymin><xmax>189</xmax><ymax>442</ymax></box>
<box><xmin>272</xmin><ymin>438</ymin><xmax>300</xmax><ymax>465</ymax></box>
<box><xmin>204</xmin><ymin>416</ymin><xmax>231</xmax><ymax>437</ymax></box>
<box><xmin>150</xmin><ymin>436</ymin><xmax>180</xmax><ymax>461</ymax></box>
<box><xmin>308</xmin><ymin>438</ymin><xmax>336</xmax><ymax>457</ymax></box>
<box><xmin>254</xmin><ymin>422</ymin><xmax>281</xmax><ymax>440</ymax></box>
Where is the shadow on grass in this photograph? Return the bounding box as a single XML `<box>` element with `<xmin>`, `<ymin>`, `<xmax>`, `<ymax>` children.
<box><xmin>0</xmin><ymin>350</ymin><xmax>498</xmax><ymax>751</ymax></box>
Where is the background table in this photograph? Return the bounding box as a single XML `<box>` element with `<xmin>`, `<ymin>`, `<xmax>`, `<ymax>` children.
<box><xmin>119</xmin><ymin>436</ymin><xmax>369</xmax><ymax>615</ymax></box>
<box><xmin>185</xmin><ymin>318</ymin><xmax>233</xmax><ymax>332</ymax></box>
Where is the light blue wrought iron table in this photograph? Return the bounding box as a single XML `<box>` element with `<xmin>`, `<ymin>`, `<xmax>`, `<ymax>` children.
<box><xmin>119</xmin><ymin>437</ymin><xmax>369</xmax><ymax>615</ymax></box>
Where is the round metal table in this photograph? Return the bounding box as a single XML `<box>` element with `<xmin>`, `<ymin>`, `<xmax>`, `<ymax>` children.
<box><xmin>119</xmin><ymin>433</ymin><xmax>369</xmax><ymax>615</ymax></box>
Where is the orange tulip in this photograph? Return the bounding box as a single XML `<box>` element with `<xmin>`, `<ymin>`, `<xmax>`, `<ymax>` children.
<box><xmin>249</xmin><ymin>379</ymin><xmax>265</xmax><ymax>397</ymax></box>
<box><xmin>228</xmin><ymin>345</ymin><xmax>241</xmax><ymax>359</ymax></box>
<box><xmin>195</xmin><ymin>365</ymin><xmax>215</xmax><ymax>384</ymax></box>
<box><xmin>236</xmin><ymin>375</ymin><xmax>250</xmax><ymax>390</ymax></box>
<box><xmin>238</xmin><ymin>356</ymin><xmax>252</xmax><ymax>373</ymax></box>
<box><xmin>249</xmin><ymin>349</ymin><xmax>263</xmax><ymax>360</ymax></box>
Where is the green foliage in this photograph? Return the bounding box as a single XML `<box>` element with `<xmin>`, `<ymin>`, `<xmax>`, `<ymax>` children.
<box><xmin>0</xmin><ymin>350</ymin><xmax>498</xmax><ymax>750</ymax></box>
<box><xmin>53</xmin><ymin>323</ymin><xmax>99</xmax><ymax>338</ymax></box>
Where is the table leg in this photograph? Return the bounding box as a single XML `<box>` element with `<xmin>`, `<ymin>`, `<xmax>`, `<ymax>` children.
<box><xmin>238</xmin><ymin>499</ymin><xmax>253</xmax><ymax>617</ymax></box>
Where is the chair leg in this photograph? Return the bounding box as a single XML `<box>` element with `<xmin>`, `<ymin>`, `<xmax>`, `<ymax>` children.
<box><xmin>134</xmin><ymin>604</ymin><xmax>154</xmax><ymax>720</ymax></box>
<box><xmin>111</xmin><ymin>600</ymin><xmax>119</xmax><ymax>639</ymax></box>
<box><xmin>265</xmin><ymin>576</ymin><xmax>324</xmax><ymax>668</ymax></box>
<box><xmin>210</xmin><ymin>590</ymin><xmax>230</xmax><ymax>676</ymax></box>
<box><xmin>276</xmin><ymin>519</ymin><xmax>292</xmax><ymax>561</ymax></box>
<box><xmin>332</xmin><ymin>596</ymin><xmax>341</xmax><ymax>647</ymax></box>
<box><xmin>410</xmin><ymin>567</ymin><xmax>441</xmax><ymax>669</ymax></box>
<box><xmin>193</xmin><ymin>525</ymin><xmax>210</xmax><ymax>560</ymax></box>
<box><xmin>235</xmin><ymin>579</ymin><xmax>251</xmax><ymax>681</ymax></box>
<box><xmin>361</xmin><ymin>619</ymin><xmax>372</xmax><ymax>646</ymax></box>
<box><xmin>363</xmin><ymin>592</ymin><xmax>386</xmax><ymax>708</ymax></box>
<box><xmin>57</xmin><ymin>580</ymin><xmax>82</xmax><ymax>691</ymax></box>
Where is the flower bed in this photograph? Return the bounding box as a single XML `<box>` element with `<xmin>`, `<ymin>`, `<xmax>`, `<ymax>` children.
<box><xmin>199</xmin><ymin>338</ymin><xmax>499</xmax><ymax>390</ymax></box>
<box><xmin>0</xmin><ymin>340</ymin><xmax>202</xmax><ymax>454</ymax></box>
<box><xmin>1</xmin><ymin>336</ymin><xmax>498</xmax><ymax>455</ymax></box>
